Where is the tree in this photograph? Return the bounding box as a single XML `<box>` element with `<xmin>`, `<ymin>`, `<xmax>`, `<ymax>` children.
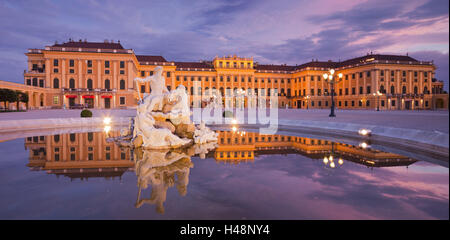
<box><xmin>0</xmin><ymin>89</ymin><xmax>7</xmax><ymax>110</ymax></box>
<box><xmin>16</xmin><ymin>91</ymin><xmax>29</xmax><ymax>111</ymax></box>
<box><xmin>19</xmin><ymin>92</ymin><xmax>29</xmax><ymax>110</ymax></box>
<box><xmin>6</xmin><ymin>89</ymin><xmax>18</xmax><ymax>110</ymax></box>
<box><xmin>0</xmin><ymin>89</ymin><xmax>18</xmax><ymax>110</ymax></box>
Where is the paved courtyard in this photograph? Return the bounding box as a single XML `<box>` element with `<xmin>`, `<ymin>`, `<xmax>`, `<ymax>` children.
<box><xmin>0</xmin><ymin>108</ymin><xmax>448</xmax><ymax>133</ymax></box>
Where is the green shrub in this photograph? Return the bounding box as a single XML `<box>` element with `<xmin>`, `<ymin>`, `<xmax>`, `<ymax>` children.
<box><xmin>80</xmin><ymin>109</ymin><xmax>93</xmax><ymax>118</ymax></box>
<box><xmin>223</xmin><ymin>110</ymin><xmax>234</xmax><ymax>118</ymax></box>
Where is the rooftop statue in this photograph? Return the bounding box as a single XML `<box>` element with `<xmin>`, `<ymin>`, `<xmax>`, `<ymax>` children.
<box><xmin>114</xmin><ymin>66</ymin><xmax>218</xmax><ymax>149</ymax></box>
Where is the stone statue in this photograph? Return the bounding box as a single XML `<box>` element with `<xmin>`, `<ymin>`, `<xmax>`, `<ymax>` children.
<box><xmin>114</xmin><ymin>65</ymin><xmax>218</xmax><ymax>150</ymax></box>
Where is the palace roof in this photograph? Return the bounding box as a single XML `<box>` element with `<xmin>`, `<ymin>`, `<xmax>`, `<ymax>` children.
<box><xmin>52</xmin><ymin>41</ymin><xmax>124</xmax><ymax>49</ymax></box>
<box><xmin>174</xmin><ymin>62</ymin><xmax>214</xmax><ymax>69</ymax></box>
<box><xmin>337</xmin><ymin>54</ymin><xmax>419</xmax><ymax>67</ymax></box>
<box><xmin>255</xmin><ymin>64</ymin><xmax>297</xmax><ymax>71</ymax></box>
<box><xmin>136</xmin><ymin>55</ymin><xmax>167</xmax><ymax>62</ymax></box>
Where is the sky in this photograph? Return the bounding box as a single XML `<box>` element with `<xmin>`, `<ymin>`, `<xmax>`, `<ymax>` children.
<box><xmin>0</xmin><ymin>0</ymin><xmax>448</xmax><ymax>90</ymax></box>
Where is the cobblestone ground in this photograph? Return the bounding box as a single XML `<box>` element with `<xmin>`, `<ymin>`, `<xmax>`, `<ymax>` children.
<box><xmin>0</xmin><ymin>108</ymin><xmax>448</xmax><ymax>133</ymax></box>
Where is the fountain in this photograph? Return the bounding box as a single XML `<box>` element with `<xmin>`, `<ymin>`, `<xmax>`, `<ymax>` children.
<box><xmin>114</xmin><ymin>66</ymin><xmax>218</xmax><ymax>149</ymax></box>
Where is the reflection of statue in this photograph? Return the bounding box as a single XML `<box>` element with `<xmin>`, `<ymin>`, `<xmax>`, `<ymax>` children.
<box><xmin>116</xmin><ymin>66</ymin><xmax>218</xmax><ymax>149</ymax></box>
<box><xmin>133</xmin><ymin>143</ymin><xmax>216</xmax><ymax>214</ymax></box>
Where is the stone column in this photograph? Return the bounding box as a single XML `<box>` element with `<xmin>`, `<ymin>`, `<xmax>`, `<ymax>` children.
<box><xmin>45</xmin><ymin>58</ymin><xmax>51</xmax><ymax>87</ymax></box>
<box><xmin>78</xmin><ymin>59</ymin><xmax>83</xmax><ymax>88</ymax></box>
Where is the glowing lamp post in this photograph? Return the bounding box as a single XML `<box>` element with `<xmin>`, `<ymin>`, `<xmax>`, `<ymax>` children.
<box><xmin>373</xmin><ymin>91</ymin><xmax>382</xmax><ymax>111</ymax></box>
<box><xmin>323</xmin><ymin>69</ymin><xmax>343</xmax><ymax>117</ymax></box>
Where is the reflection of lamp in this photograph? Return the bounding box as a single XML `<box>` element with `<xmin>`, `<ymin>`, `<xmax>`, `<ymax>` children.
<box><xmin>323</xmin><ymin>142</ymin><xmax>344</xmax><ymax>169</ymax></box>
<box><xmin>103</xmin><ymin>117</ymin><xmax>112</xmax><ymax>125</ymax></box>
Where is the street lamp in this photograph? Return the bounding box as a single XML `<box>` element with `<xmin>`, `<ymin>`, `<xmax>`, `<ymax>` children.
<box><xmin>373</xmin><ymin>90</ymin><xmax>382</xmax><ymax>111</ymax></box>
<box><xmin>323</xmin><ymin>69</ymin><xmax>343</xmax><ymax>117</ymax></box>
<box><xmin>305</xmin><ymin>95</ymin><xmax>310</xmax><ymax>109</ymax></box>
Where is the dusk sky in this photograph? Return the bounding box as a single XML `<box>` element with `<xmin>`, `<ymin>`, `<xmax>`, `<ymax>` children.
<box><xmin>1</xmin><ymin>0</ymin><xmax>448</xmax><ymax>90</ymax></box>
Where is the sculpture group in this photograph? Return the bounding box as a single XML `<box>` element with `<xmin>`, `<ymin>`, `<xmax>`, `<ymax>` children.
<box><xmin>118</xmin><ymin>66</ymin><xmax>218</xmax><ymax>149</ymax></box>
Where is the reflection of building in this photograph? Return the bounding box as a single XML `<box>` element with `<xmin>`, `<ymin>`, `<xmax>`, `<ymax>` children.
<box><xmin>0</xmin><ymin>40</ymin><xmax>447</xmax><ymax>110</ymax></box>
<box><xmin>25</xmin><ymin>131</ymin><xmax>133</xmax><ymax>180</ymax></box>
<box><xmin>214</xmin><ymin>130</ymin><xmax>417</xmax><ymax>167</ymax></box>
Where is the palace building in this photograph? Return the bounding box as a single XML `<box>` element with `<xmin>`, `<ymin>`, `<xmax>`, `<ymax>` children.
<box><xmin>1</xmin><ymin>39</ymin><xmax>447</xmax><ymax>110</ymax></box>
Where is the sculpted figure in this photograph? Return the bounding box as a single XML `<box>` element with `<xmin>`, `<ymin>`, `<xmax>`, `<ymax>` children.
<box><xmin>133</xmin><ymin>103</ymin><xmax>191</xmax><ymax>149</ymax></box>
<box><xmin>168</xmin><ymin>85</ymin><xmax>190</xmax><ymax>117</ymax></box>
<box><xmin>135</xmin><ymin>66</ymin><xmax>169</xmax><ymax>112</ymax></box>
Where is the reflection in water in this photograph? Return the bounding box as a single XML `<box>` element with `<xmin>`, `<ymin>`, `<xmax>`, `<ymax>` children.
<box><xmin>24</xmin><ymin>130</ymin><xmax>419</xmax><ymax>214</ymax></box>
<box><xmin>133</xmin><ymin>143</ymin><xmax>216</xmax><ymax>214</ymax></box>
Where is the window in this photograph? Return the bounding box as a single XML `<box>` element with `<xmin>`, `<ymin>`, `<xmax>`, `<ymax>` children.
<box><xmin>87</xmin><ymin>69</ymin><xmax>92</xmax><ymax>74</ymax></box>
<box><xmin>390</xmin><ymin>86</ymin><xmax>395</xmax><ymax>94</ymax></box>
<box><xmin>402</xmin><ymin>86</ymin><xmax>407</xmax><ymax>94</ymax></box>
<box><xmin>345</xmin><ymin>88</ymin><xmax>349</xmax><ymax>95</ymax></box>
<box><xmin>69</xmin><ymin>59</ymin><xmax>74</xmax><ymax>67</ymax></box>
<box><xmin>352</xmin><ymin>74</ymin><xmax>355</xmax><ymax>79</ymax></box>
<box><xmin>120</xmin><ymin>80</ymin><xmax>125</xmax><ymax>90</ymax></box>
<box><xmin>88</xmin><ymin>132</ymin><xmax>93</xmax><ymax>142</ymax></box>
<box><xmin>141</xmin><ymin>85</ymin><xmax>145</xmax><ymax>93</ymax></box>
<box><xmin>367</xmin><ymin>71</ymin><xmax>371</xmax><ymax>77</ymax></box>
<box><xmin>120</xmin><ymin>97</ymin><xmax>125</xmax><ymax>105</ymax></box>
<box><xmin>366</xmin><ymin>100</ymin><xmax>370</xmax><ymax>107</ymax></box>
<box><xmin>69</xmin><ymin>69</ymin><xmax>74</xmax><ymax>74</ymax></box>
<box><xmin>26</xmin><ymin>79</ymin><xmax>31</xmax><ymax>85</ymax></box>
<box><xmin>53</xmin><ymin>78</ymin><xmax>59</xmax><ymax>88</ymax></box>
<box><xmin>53</xmin><ymin>68</ymin><xmax>58</xmax><ymax>73</ymax></box>
<box><xmin>402</xmin><ymin>71</ymin><xmax>406</xmax><ymax>77</ymax></box>
<box><xmin>53</xmin><ymin>96</ymin><xmax>59</xmax><ymax>104</ymax></box>
<box><xmin>105</xmin><ymin>70</ymin><xmax>110</xmax><ymax>74</ymax></box>
<box><xmin>141</xmin><ymin>71</ymin><xmax>145</xmax><ymax>77</ymax></box>
<box><xmin>120</xmin><ymin>61</ymin><xmax>125</xmax><ymax>68</ymax></box>
<box><xmin>87</xmin><ymin>79</ymin><xmax>93</xmax><ymax>89</ymax></box>
<box><xmin>392</xmin><ymin>100</ymin><xmax>396</xmax><ymax>106</ymax></box>
<box><xmin>167</xmin><ymin>72</ymin><xmax>170</xmax><ymax>77</ymax></box>
<box><xmin>70</xmin><ymin>133</ymin><xmax>76</xmax><ymax>142</ymax></box>
<box><xmin>414</xmin><ymin>86</ymin><xmax>418</xmax><ymax>94</ymax></box>
<box><xmin>69</xmin><ymin>78</ymin><xmax>75</xmax><ymax>89</ymax></box>
<box><xmin>359</xmin><ymin>72</ymin><xmax>363</xmax><ymax>78</ymax></box>
<box><xmin>105</xmin><ymin>61</ymin><xmax>110</xmax><ymax>68</ymax></box>
<box><xmin>53</xmin><ymin>59</ymin><xmax>58</xmax><ymax>66</ymax></box>
<box><xmin>380</xmin><ymin>70</ymin><xmax>384</xmax><ymax>76</ymax></box>
<box><xmin>87</xmin><ymin>60</ymin><xmax>92</xmax><ymax>68</ymax></box>
<box><xmin>105</xmin><ymin>79</ymin><xmax>110</xmax><ymax>90</ymax></box>
<box><xmin>120</xmin><ymin>70</ymin><xmax>124</xmax><ymax>74</ymax></box>
<box><xmin>366</xmin><ymin>86</ymin><xmax>371</xmax><ymax>94</ymax></box>
<box><xmin>150</xmin><ymin>71</ymin><xmax>153</xmax><ymax>76</ymax></box>
<box><xmin>352</xmin><ymin>87</ymin><xmax>356</xmax><ymax>95</ymax></box>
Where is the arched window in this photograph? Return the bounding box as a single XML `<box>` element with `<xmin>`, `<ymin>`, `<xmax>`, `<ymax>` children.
<box><xmin>379</xmin><ymin>85</ymin><xmax>385</xmax><ymax>93</ymax></box>
<box><xmin>53</xmin><ymin>78</ymin><xmax>59</xmax><ymax>89</ymax></box>
<box><xmin>69</xmin><ymin>78</ymin><xmax>75</xmax><ymax>89</ymax></box>
<box><xmin>53</xmin><ymin>135</ymin><xmax>60</xmax><ymax>142</ymax></box>
<box><xmin>423</xmin><ymin>86</ymin><xmax>428</xmax><ymax>94</ymax></box>
<box><xmin>87</xmin><ymin>79</ymin><xmax>93</xmax><ymax>89</ymax></box>
<box><xmin>219</xmin><ymin>87</ymin><xmax>224</xmax><ymax>96</ymax></box>
<box><xmin>402</xmin><ymin>86</ymin><xmax>407</xmax><ymax>94</ymax></box>
<box><xmin>105</xmin><ymin>79</ymin><xmax>110</xmax><ymax>90</ymax></box>
<box><xmin>120</xmin><ymin>79</ymin><xmax>125</xmax><ymax>90</ymax></box>
<box><xmin>190</xmin><ymin>86</ymin><xmax>194</xmax><ymax>95</ymax></box>
<box><xmin>390</xmin><ymin>85</ymin><xmax>395</xmax><ymax>94</ymax></box>
<box><xmin>414</xmin><ymin>86</ymin><xmax>418</xmax><ymax>94</ymax></box>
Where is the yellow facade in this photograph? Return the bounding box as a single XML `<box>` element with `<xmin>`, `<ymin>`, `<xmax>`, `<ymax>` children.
<box><xmin>11</xmin><ymin>40</ymin><xmax>448</xmax><ymax>110</ymax></box>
